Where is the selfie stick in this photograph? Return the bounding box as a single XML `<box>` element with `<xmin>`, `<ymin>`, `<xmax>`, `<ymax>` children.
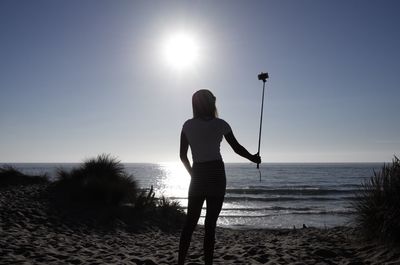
<box><xmin>257</xmin><ymin>72</ymin><xmax>269</xmax><ymax>181</ymax></box>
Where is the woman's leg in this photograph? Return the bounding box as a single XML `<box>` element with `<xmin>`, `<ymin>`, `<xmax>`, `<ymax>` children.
<box><xmin>178</xmin><ymin>195</ymin><xmax>205</xmax><ymax>265</ymax></box>
<box><xmin>204</xmin><ymin>196</ymin><xmax>224</xmax><ymax>265</ymax></box>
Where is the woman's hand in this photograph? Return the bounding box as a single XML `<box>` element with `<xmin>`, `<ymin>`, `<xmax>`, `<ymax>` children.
<box><xmin>251</xmin><ymin>153</ymin><xmax>261</xmax><ymax>164</ymax></box>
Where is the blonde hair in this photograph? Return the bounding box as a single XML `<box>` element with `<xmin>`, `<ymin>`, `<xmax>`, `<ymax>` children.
<box><xmin>192</xmin><ymin>89</ymin><xmax>218</xmax><ymax>119</ymax></box>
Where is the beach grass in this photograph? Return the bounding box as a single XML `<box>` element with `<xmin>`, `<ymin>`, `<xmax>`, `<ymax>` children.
<box><xmin>49</xmin><ymin>154</ymin><xmax>185</xmax><ymax>231</ymax></box>
<box><xmin>353</xmin><ymin>155</ymin><xmax>400</xmax><ymax>244</ymax></box>
<box><xmin>52</xmin><ymin>154</ymin><xmax>137</xmax><ymax>208</ymax></box>
<box><xmin>132</xmin><ymin>186</ymin><xmax>185</xmax><ymax>231</ymax></box>
<box><xmin>0</xmin><ymin>165</ymin><xmax>49</xmax><ymax>187</ymax></box>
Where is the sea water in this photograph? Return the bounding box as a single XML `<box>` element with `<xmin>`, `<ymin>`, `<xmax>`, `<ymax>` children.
<box><xmin>3</xmin><ymin>163</ymin><xmax>382</xmax><ymax>229</ymax></box>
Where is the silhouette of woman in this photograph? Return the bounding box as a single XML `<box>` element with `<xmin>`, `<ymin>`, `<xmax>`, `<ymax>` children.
<box><xmin>178</xmin><ymin>89</ymin><xmax>261</xmax><ymax>265</ymax></box>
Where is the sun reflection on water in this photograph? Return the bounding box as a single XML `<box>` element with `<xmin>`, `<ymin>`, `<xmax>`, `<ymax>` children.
<box><xmin>156</xmin><ymin>162</ymin><xmax>190</xmax><ymax>200</ymax></box>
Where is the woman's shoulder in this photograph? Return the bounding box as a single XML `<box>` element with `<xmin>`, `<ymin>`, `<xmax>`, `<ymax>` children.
<box><xmin>183</xmin><ymin>117</ymin><xmax>230</xmax><ymax>126</ymax></box>
<box><xmin>215</xmin><ymin>117</ymin><xmax>227</xmax><ymax>122</ymax></box>
<box><xmin>212</xmin><ymin>118</ymin><xmax>231</xmax><ymax>132</ymax></box>
<box><xmin>214</xmin><ymin>118</ymin><xmax>230</xmax><ymax>125</ymax></box>
<box><xmin>183</xmin><ymin>118</ymin><xmax>194</xmax><ymax>124</ymax></box>
<box><xmin>182</xmin><ymin>118</ymin><xmax>195</xmax><ymax>129</ymax></box>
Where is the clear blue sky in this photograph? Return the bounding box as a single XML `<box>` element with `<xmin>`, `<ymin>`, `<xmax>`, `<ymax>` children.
<box><xmin>1</xmin><ymin>0</ymin><xmax>399</xmax><ymax>163</ymax></box>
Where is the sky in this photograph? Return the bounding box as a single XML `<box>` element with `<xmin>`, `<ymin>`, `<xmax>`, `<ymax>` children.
<box><xmin>1</xmin><ymin>0</ymin><xmax>399</xmax><ymax>163</ymax></box>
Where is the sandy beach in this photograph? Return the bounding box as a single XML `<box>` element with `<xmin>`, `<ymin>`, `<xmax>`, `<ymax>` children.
<box><xmin>1</xmin><ymin>184</ymin><xmax>399</xmax><ymax>265</ymax></box>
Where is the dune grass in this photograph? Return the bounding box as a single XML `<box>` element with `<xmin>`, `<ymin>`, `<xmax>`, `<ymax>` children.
<box><xmin>0</xmin><ymin>165</ymin><xmax>48</xmax><ymax>187</ymax></box>
<box><xmin>52</xmin><ymin>154</ymin><xmax>137</xmax><ymax>208</ymax></box>
<box><xmin>353</xmin><ymin>156</ymin><xmax>400</xmax><ymax>244</ymax></box>
<box><xmin>50</xmin><ymin>154</ymin><xmax>185</xmax><ymax>231</ymax></box>
<box><xmin>129</xmin><ymin>185</ymin><xmax>185</xmax><ymax>231</ymax></box>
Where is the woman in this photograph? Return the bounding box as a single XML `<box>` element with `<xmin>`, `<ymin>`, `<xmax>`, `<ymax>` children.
<box><xmin>178</xmin><ymin>89</ymin><xmax>261</xmax><ymax>265</ymax></box>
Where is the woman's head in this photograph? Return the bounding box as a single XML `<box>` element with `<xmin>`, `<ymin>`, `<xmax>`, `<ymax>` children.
<box><xmin>192</xmin><ymin>89</ymin><xmax>218</xmax><ymax>119</ymax></box>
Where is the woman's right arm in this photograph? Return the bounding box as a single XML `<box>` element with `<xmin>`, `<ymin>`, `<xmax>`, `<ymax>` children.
<box><xmin>224</xmin><ymin>131</ymin><xmax>261</xmax><ymax>164</ymax></box>
<box><xmin>180</xmin><ymin>131</ymin><xmax>192</xmax><ymax>176</ymax></box>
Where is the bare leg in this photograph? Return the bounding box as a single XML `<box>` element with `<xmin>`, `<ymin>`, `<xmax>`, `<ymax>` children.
<box><xmin>204</xmin><ymin>196</ymin><xmax>224</xmax><ymax>265</ymax></box>
<box><xmin>178</xmin><ymin>196</ymin><xmax>205</xmax><ymax>265</ymax></box>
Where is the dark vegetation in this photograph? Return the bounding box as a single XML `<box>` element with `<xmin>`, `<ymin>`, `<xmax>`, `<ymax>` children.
<box><xmin>1</xmin><ymin>155</ymin><xmax>185</xmax><ymax>231</ymax></box>
<box><xmin>52</xmin><ymin>154</ymin><xmax>137</xmax><ymax>208</ymax></box>
<box><xmin>353</xmin><ymin>156</ymin><xmax>400</xmax><ymax>244</ymax></box>
<box><xmin>49</xmin><ymin>154</ymin><xmax>185</xmax><ymax>231</ymax></box>
<box><xmin>0</xmin><ymin>165</ymin><xmax>48</xmax><ymax>187</ymax></box>
<box><xmin>124</xmin><ymin>185</ymin><xmax>186</xmax><ymax>231</ymax></box>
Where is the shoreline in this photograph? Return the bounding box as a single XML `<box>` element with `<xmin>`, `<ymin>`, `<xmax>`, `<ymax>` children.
<box><xmin>1</xmin><ymin>184</ymin><xmax>399</xmax><ymax>264</ymax></box>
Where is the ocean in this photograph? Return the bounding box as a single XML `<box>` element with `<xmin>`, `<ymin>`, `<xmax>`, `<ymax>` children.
<box><xmin>3</xmin><ymin>162</ymin><xmax>382</xmax><ymax>229</ymax></box>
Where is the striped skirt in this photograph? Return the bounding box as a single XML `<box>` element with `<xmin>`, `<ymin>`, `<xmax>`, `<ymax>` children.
<box><xmin>189</xmin><ymin>160</ymin><xmax>226</xmax><ymax>197</ymax></box>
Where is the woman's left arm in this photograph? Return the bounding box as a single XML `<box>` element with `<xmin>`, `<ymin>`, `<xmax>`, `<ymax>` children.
<box><xmin>180</xmin><ymin>131</ymin><xmax>192</xmax><ymax>176</ymax></box>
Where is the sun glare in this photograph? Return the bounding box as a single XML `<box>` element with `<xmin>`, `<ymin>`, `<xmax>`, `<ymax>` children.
<box><xmin>158</xmin><ymin>162</ymin><xmax>190</xmax><ymax>199</ymax></box>
<box><xmin>163</xmin><ymin>32</ymin><xmax>199</xmax><ymax>70</ymax></box>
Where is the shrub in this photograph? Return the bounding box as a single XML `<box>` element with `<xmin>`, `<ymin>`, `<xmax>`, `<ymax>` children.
<box><xmin>353</xmin><ymin>156</ymin><xmax>400</xmax><ymax>244</ymax></box>
<box><xmin>128</xmin><ymin>186</ymin><xmax>185</xmax><ymax>231</ymax></box>
<box><xmin>51</xmin><ymin>154</ymin><xmax>137</xmax><ymax>208</ymax></box>
<box><xmin>0</xmin><ymin>165</ymin><xmax>48</xmax><ymax>187</ymax></box>
<box><xmin>49</xmin><ymin>154</ymin><xmax>185</xmax><ymax>231</ymax></box>
<box><xmin>135</xmin><ymin>185</ymin><xmax>157</xmax><ymax>210</ymax></box>
<box><xmin>155</xmin><ymin>195</ymin><xmax>186</xmax><ymax>231</ymax></box>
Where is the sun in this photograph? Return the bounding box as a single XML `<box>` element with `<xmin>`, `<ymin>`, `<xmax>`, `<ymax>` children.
<box><xmin>163</xmin><ymin>32</ymin><xmax>199</xmax><ymax>70</ymax></box>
